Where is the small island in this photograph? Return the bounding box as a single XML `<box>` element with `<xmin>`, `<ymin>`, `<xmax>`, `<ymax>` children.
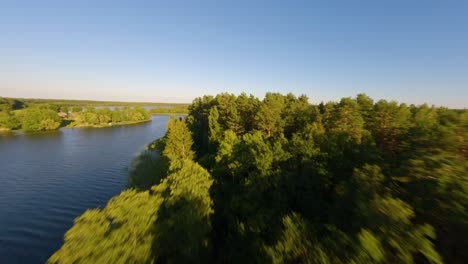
<box><xmin>0</xmin><ymin>97</ymin><xmax>189</xmax><ymax>132</ymax></box>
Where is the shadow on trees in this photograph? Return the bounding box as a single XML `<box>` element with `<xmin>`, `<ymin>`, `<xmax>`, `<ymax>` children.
<box><xmin>128</xmin><ymin>151</ymin><xmax>169</xmax><ymax>191</ymax></box>
<box><xmin>60</xmin><ymin>119</ymin><xmax>73</xmax><ymax>128</ymax></box>
<box><xmin>151</xmin><ymin>195</ymin><xmax>213</xmax><ymax>263</ymax></box>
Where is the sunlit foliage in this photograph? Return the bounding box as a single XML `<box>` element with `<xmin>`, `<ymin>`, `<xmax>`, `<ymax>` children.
<box><xmin>16</xmin><ymin>108</ymin><xmax>61</xmax><ymax>131</ymax></box>
<box><xmin>73</xmin><ymin>106</ymin><xmax>151</xmax><ymax>127</ymax></box>
<box><xmin>0</xmin><ymin>97</ymin><xmax>156</xmax><ymax>131</ymax></box>
<box><xmin>48</xmin><ymin>188</ymin><xmax>166</xmax><ymax>264</ymax></box>
<box><xmin>51</xmin><ymin>93</ymin><xmax>466</xmax><ymax>263</ymax></box>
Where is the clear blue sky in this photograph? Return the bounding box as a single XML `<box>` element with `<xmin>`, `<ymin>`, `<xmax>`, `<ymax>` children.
<box><xmin>0</xmin><ymin>0</ymin><xmax>466</xmax><ymax>107</ymax></box>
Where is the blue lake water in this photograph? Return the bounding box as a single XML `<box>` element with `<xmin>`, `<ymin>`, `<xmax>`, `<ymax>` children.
<box><xmin>0</xmin><ymin>115</ymin><xmax>170</xmax><ymax>263</ymax></box>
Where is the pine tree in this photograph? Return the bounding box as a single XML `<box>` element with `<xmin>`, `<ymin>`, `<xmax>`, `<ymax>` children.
<box><xmin>154</xmin><ymin>160</ymin><xmax>214</xmax><ymax>262</ymax></box>
<box><xmin>163</xmin><ymin>117</ymin><xmax>195</xmax><ymax>170</ymax></box>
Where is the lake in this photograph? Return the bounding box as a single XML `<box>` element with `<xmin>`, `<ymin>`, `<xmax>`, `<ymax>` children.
<box><xmin>0</xmin><ymin>115</ymin><xmax>170</xmax><ymax>263</ymax></box>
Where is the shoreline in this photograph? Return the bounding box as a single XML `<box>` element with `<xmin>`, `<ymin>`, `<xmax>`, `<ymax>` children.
<box><xmin>1</xmin><ymin>119</ymin><xmax>153</xmax><ymax>133</ymax></box>
<box><xmin>0</xmin><ymin>114</ymin><xmax>185</xmax><ymax>133</ymax></box>
<box><xmin>64</xmin><ymin>118</ymin><xmax>152</xmax><ymax>129</ymax></box>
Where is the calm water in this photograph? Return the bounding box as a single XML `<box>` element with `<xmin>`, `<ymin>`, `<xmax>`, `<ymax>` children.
<box><xmin>0</xmin><ymin>115</ymin><xmax>170</xmax><ymax>263</ymax></box>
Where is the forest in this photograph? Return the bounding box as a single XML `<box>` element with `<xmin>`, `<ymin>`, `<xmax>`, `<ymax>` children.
<box><xmin>49</xmin><ymin>93</ymin><xmax>466</xmax><ymax>263</ymax></box>
<box><xmin>0</xmin><ymin>97</ymin><xmax>186</xmax><ymax>131</ymax></box>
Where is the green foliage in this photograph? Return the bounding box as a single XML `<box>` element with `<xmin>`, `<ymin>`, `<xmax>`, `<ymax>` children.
<box><xmin>50</xmin><ymin>125</ymin><xmax>212</xmax><ymax>263</ymax></box>
<box><xmin>73</xmin><ymin>107</ymin><xmax>151</xmax><ymax>127</ymax></box>
<box><xmin>208</xmin><ymin>106</ymin><xmax>222</xmax><ymax>145</ymax></box>
<box><xmin>369</xmin><ymin>100</ymin><xmax>411</xmax><ymax>161</ymax></box>
<box><xmin>0</xmin><ymin>111</ymin><xmax>20</xmax><ymax>129</ymax></box>
<box><xmin>52</xmin><ymin>93</ymin><xmax>467</xmax><ymax>263</ymax></box>
<box><xmin>187</xmin><ymin>95</ymin><xmax>216</xmax><ymax>155</ymax></box>
<box><xmin>215</xmin><ymin>93</ymin><xmax>243</xmax><ymax>134</ymax></box>
<box><xmin>255</xmin><ymin>93</ymin><xmax>286</xmax><ymax>137</ymax></box>
<box><xmin>0</xmin><ymin>97</ymin><xmax>160</xmax><ymax>131</ymax></box>
<box><xmin>354</xmin><ymin>229</ymin><xmax>384</xmax><ymax>263</ymax></box>
<box><xmin>130</xmin><ymin>106</ymin><xmax>151</xmax><ymax>121</ymax></box>
<box><xmin>215</xmin><ymin>130</ymin><xmax>240</xmax><ymax>169</ymax></box>
<box><xmin>128</xmin><ymin>150</ymin><xmax>169</xmax><ymax>191</ymax></box>
<box><xmin>153</xmin><ymin>160</ymin><xmax>214</xmax><ymax>262</ymax></box>
<box><xmin>82</xmin><ymin>111</ymin><xmax>99</xmax><ymax>125</ymax></box>
<box><xmin>17</xmin><ymin>108</ymin><xmax>61</xmax><ymax>131</ymax></box>
<box><xmin>149</xmin><ymin>105</ymin><xmax>189</xmax><ymax>114</ymax></box>
<box><xmin>265</xmin><ymin>213</ymin><xmax>331</xmax><ymax>264</ymax></box>
<box><xmin>111</xmin><ymin>108</ymin><xmax>122</xmax><ymax>122</ymax></box>
<box><xmin>48</xmin><ymin>188</ymin><xmax>166</xmax><ymax>264</ymax></box>
<box><xmin>163</xmin><ymin>117</ymin><xmax>195</xmax><ymax>169</ymax></box>
<box><xmin>98</xmin><ymin>108</ymin><xmax>112</xmax><ymax>124</ymax></box>
<box><xmin>236</xmin><ymin>92</ymin><xmax>260</xmax><ymax>132</ymax></box>
<box><xmin>329</xmin><ymin>98</ymin><xmax>365</xmax><ymax>142</ymax></box>
<box><xmin>0</xmin><ymin>97</ymin><xmax>25</xmax><ymax>111</ymax></box>
<box><xmin>71</xmin><ymin>106</ymin><xmax>82</xmax><ymax>112</ymax></box>
<box><xmin>2</xmin><ymin>96</ymin><xmax>187</xmax><ymax>109</ymax></box>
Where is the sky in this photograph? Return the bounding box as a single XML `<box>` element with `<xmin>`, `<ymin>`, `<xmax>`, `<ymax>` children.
<box><xmin>0</xmin><ymin>0</ymin><xmax>467</xmax><ymax>107</ymax></box>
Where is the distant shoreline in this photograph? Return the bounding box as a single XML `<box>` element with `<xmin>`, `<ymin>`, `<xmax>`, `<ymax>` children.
<box><xmin>64</xmin><ymin>118</ymin><xmax>152</xmax><ymax>129</ymax></box>
<box><xmin>0</xmin><ymin>113</ymin><xmax>188</xmax><ymax>133</ymax></box>
<box><xmin>1</xmin><ymin>96</ymin><xmax>190</xmax><ymax>107</ymax></box>
<box><xmin>0</xmin><ymin>119</ymin><xmax>153</xmax><ymax>133</ymax></box>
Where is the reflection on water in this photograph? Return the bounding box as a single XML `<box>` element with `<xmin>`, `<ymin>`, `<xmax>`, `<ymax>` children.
<box><xmin>0</xmin><ymin>116</ymin><xmax>170</xmax><ymax>264</ymax></box>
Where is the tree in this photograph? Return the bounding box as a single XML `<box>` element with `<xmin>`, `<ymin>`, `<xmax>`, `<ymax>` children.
<box><xmin>255</xmin><ymin>93</ymin><xmax>286</xmax><ymax>137</ymax></box>
<box><xmin>153</xmin><ymin>160</ymin><xmax>214</xmax><ymax>262</ymax></box>
<box><xmin>163</xmin><ymin>117</ymin><xmax>195</xmax><ymax>170</ymax></box>
<box><xmin>282</xmin><ymin>93</ymin><xmax>311</xmax><ymax>138</ymax></box>
<box><xmin>20</xmin><ymin>108</ymin><xmax>61</xmax><ymax>131</ymax></box>
<box><xmin>329</xmin><ymin>97</ymin><xmax>365</xmax><ymax>142</ymax></box>
<box><xmin>208</xmin><ymin>106</ymin><xmax>222</xmax><ymax>145</ymax></box>
<box><xmin>370</xmin><ymin>100</ymin><xmax>411</xmax><ymax>160</ymax></box>
<box><xmin>343</xmin><ymin>165</ymin><xmax>442</xmax><ymax>263</ymax></box>
<box><xmin>215</xmin><ymin>93</ymin><xmax>243</xmax><ymax>134</ymax></box>
<box><xmin>266</xmin><ymin>213</ymin><xmax>332</xmax><ymax>264</ymax></box>
<box><xmin>215</xmin><ymin>130</ymin><xmax>240</xmax><ymax>172</ymax></box>
<box><xmin>48</xmin><ymin>188</ymin><xmax>166</xmax><ymax>264</ymax></box>
<box><xmin>236</xmin><ymin>93</ymin><xmax>259</xmax><ymax>133</ymax></box>
<box><xmin>49</xmin><ymin>93</ymin><xmax>467</xmax><ymax>263</ymax></box>
<box><xmin>83</xmin><ymin>111</ymin><xmax>99</xmax><ymax>125</ymax></box>
<box><xmin>0</xmin><ymin>111</ymin><xmax>20</xmax><ymax>129</ymax></box>
<box><xmin>128</xmin><ymin>150</ymin><xmax>169</xmax><ymax>191</ymax></box>
<box><xmin>98</xmin><ymin>108</ymin><xmax>112</xmax><ymax>124</ymax></box>
<box><xmin>187</xmin><ymin>95</ymin><xmax>215</xmax><ymax>155</ymax></box>
<box><xmin>356</xmin><ymin>93</ymin><xmax>374</xmax><ymax>126</ymax></box>
<box><xmin>71</xmin><ymin>106</ymin><xmax>82</xmax><ymax>112</ymax></box>
<box><xmin>111</xmin><ymin>108</ymin><xmax>122</xmax><ymax>123</ymax></box>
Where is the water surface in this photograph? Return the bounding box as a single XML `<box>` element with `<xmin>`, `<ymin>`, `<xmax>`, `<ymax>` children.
<box><xmin>0</xmin><ymin>116</ymin><xmax>170</xmax><ymax>263</ymax></box>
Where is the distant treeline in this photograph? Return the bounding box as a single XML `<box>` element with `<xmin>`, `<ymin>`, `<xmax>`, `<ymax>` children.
<box><xmin>50</xmin><ymin>93</ymin><xmax>467</xmax><ymax>263</ymax></box>
<box><xmin>149</xmin><ymin>105</ymin><xmax>189</xmax><ymax>115</ymax></box>
<box><xmin>2</xmin><ymin>97</ymin><xmax>188</xmax><ymax>108</ymax></box>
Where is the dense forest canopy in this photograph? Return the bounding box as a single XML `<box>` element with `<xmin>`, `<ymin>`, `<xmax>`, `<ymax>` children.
<box><xmin>50</xmin><ymin>93</ymin><xmax>466</xmax><ymax>263</ymax></box>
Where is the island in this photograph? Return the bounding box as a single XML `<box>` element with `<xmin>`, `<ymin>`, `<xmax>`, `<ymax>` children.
<box><xmin>0</xmin><ymin>97</ymin><xmax>189</xmax><ymax>132</ymax></box>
